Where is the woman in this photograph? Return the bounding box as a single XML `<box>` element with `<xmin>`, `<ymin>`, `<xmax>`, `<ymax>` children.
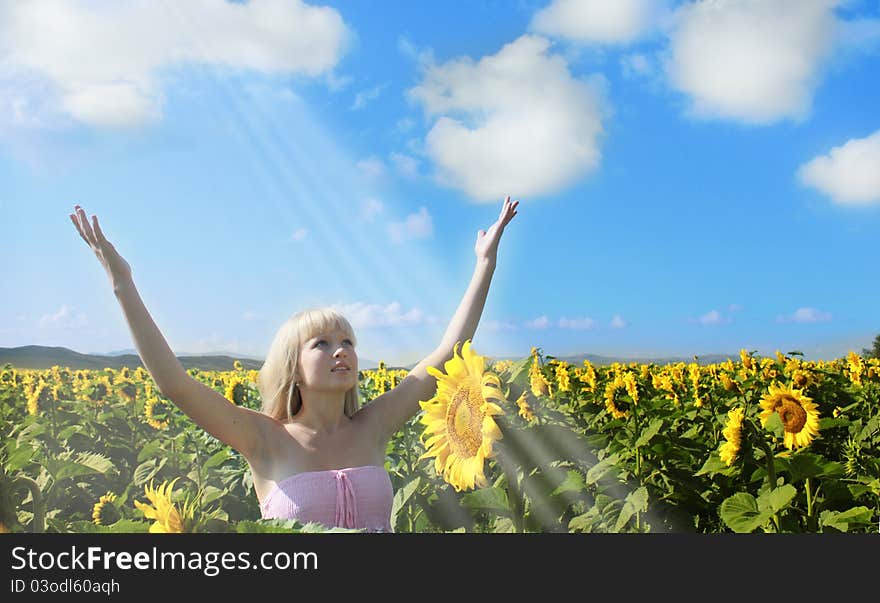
<box><xmin>69</xmin><ymin>196</ymin><xmax>519</xmax><ymax>532</ymax></box>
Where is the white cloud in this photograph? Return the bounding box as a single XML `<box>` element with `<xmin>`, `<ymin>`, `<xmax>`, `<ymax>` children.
<box><xmin>481</xmin><ymin>319</ymin><xmax>520</xmax><ymax>332</ymax></box>
<box><xmin>691</xmin><ymin>309</ymin><xmax>732</xmax><ymax>325</ymax></box>
<box><xmin>351</xmin><ymin>83</ymin><xmax>387</xmax><ymax>110</ymax></box>
<box><xmin>397</xmin><ymin>35</ymin><xmax>436</xmax><ymax>68</ymax></box>
<box><xmin>187</xmin><ymin>333</ymin><xmax>260</xmax><ymax>357</ymax></box>
<box><xmin>664</xmin><ymin>0</ymin><xmax>839</xmax><ymax>124</ymax></box>
<box><xmin>329</xmin><ymin>301</ymin><xmax>439</xmax><ymax>328</ymax></box>
<box><xmin>777</xmin><ymin>307</ymin><xmax>833</xmax><ymax>323</ymax></box>
<box><xmin>620</xmin><ymin>53</ymin><xmax>653</xmax><ymax>78</ymax></box>
<box><xmin>290</xmin><ymin>227</ymin><xmax>308</xmax><ymax>241</ymax></box>
<box><xmin>528</xmin><ymin>0</ymin><xmax>656</xmax><ymax>44</ymax></box>
<box><xmin>610</xmin><ymin>314</ymin><xmax>627</xmax><ymax>328</ymax></box>
<box><xmin>797</xmin><ymin>129</ymin><xmax>880</xmax><ymax>205</ymax></box>
<box><xmin>406</xmin><ymin>34</ymin><xmax>607</xmax><ymax>202</ymax></box>
<box><xmin>525</xmin><ymin>315</ymin><xmax>552</xmax><ymax>329</ymax></box>
<box><xmin>387</xmin><ymin>206</ymin><xmax>433</xmax><ymax>244</ymax></box>
<box><xmin>559</xmin><ymin>316</ymin><xmax>597</xmax><ymax>329</ymax></box>
<box><xmin>0</xmin><ymin>0</ymin><xmax>351</xmax><ymax>129</ymax></box>
<box><xmin>389</xmin><ymin>152</ymin><xmax>420</xmax><ymax>177</ymax></box>
<box><xmin>362</xmin><ymin>197</ymin><xmax>384</xmax><ymax>221</ymax></box>
<box><xmin>396</xmin><ymin>117</ymin><xmax>416</xmax><ymax>133</ymax></box>
<box><xmin>38</xmin><ymin>305</ymin><xmax>88</xmax><ymax>329</ymax></box>
<box><xmin>356</xmin><ymin>156</ymin><xmax>386</xmax><ymax>179</ymax></box>
<box><xmin>323</xmin><ymin>70</ymin><xmax>354</xmax><ymax>92</ymax></box>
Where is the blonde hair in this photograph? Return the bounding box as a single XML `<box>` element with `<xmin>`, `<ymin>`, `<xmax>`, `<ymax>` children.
<box><xmin>257</xmin><ymin>307</ymin><xmax>360</xmax><ymax>422</ymax></box>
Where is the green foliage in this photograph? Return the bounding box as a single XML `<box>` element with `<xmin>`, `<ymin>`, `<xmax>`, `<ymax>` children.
<box><xmin>861</xmin><ymin>334</ymin><xmax>880</xmax><ymax>359</ymax></box>
<box><xmin>2</xmin><ymin>356</ymin><xmax>878</xmax><ymax>533</ymax></box>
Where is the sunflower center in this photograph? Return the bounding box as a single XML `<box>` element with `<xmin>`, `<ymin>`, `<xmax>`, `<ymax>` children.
<box><xmin>777</xmin><ymin>396</ymin><xmax>807</xmax><ymax>434</ymax></box>
<box><xmin>446</xmin><ymin>385</ymin><xmax>482</xmax><ymax>457</ymax></box>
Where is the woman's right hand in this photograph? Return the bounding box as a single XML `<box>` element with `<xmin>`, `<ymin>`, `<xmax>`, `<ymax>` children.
<box><xmin>70</xmin><ymin>204</ymin><xmax>132</xmax><ymax>287</ymax></box>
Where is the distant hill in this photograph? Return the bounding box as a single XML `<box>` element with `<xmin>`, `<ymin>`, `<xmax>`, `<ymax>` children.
<box><xmin>0</xmin><ymin>346</ymin><xmax>385</xmax><ymax>372</ymax></box>
<box><xmin>551</xmin><ymin>352</ymin><xmax>742</xmax><ymax>367</ymax></box>
<box><xmin>481</xmin><ymin>352</ymin><xmax>741</xmax><ymax>368</ymax></box>
<box><xmin>0</xmin><ymin>345</ymin><xmax>743</xmax><ymax>373</ymax></box>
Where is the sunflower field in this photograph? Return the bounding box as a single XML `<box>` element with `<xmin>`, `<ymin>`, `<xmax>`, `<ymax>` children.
<box><xmin>2</xmin><ymin>347</ymin><xmax>878</xmax><ymax>533</ymax></box>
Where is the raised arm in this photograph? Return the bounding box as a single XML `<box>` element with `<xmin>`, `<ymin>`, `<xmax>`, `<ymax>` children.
<box><xmin>360</xmin><ymin>196</ymin><xmax>519</xmax><ymax>444</ymax></box>
<box><xmin>69</xmin><ymin>205</ymin><xmax>271</xmax><ymax>460</ymax></box>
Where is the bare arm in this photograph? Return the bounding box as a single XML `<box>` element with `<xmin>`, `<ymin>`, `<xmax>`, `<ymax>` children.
<box><xmin>112</xmin><ymin>278</ymin><xmax>189</xmax><ymax>397</ymax></box>
<box><xmin>70</xmin><ymin>205</ymin><xmax>270</xmax><ymax>459</ymax></box>
<box><xmin>360</xmin><ymin>196</ymin><xmax>519</xmax><ymax>445</ymax></box>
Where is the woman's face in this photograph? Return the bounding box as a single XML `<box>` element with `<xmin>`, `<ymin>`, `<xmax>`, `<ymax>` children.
<box><xmin>297</xmin><ymin>328</ymin><xmax>358</xmax><ymax>390</ymax></box>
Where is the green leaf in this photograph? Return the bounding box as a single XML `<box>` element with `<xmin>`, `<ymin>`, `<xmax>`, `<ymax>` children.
<box><xmin>695</xmin><ymin>452</ymin><xmax>731</xmax><ymax>477</ymax></box>
<box><xmin>817</xmin><ymin>460</ymin><xmax>845</xmax><ymax>478</ymax></box>
<box><xmin>76</xmin><ymin>451</ymin><xmax>115</xmax><ymax>473</ymax></box>
<box><xmin>203</xmin><ymin>450</ymin><xmax>230</xmax><ymax>470</ymax></box>
<box><xmin>819</xmin><ymin>507</ymin><xmax>874</xmax><ymax>533</ymax></box>
<box><xmin>719</xmin><ymin>492</ymin><xmax>770</xmax><ymax>533</ymax></box>
<box><xmin>786</xmin><ymin>453</ymin><xmax>821</xmax><ymax>482</ymax></box>
<box><xmin>507</xmin><ymin>356</ymin><xmax>533</xmax><ymax>389</ymax></box>
<box><xmin>764</xmin><ymin>412</ymin><xmax>784</xmax><ymax>438</ymax></box>
<box><xmin>550</xmin><ymin>470</ymin><xmax>586</xmax><ymax>497</ymax></box>
<box><xmin>461</xmin><ymin>486</ymin><xmax>510</xmax><ymax>514</ymax></box>
<box><xmin>492</xmin><ymin>517</ymin><xmax>517</xmax><ymax>533</ymax></box>
<box><xmin>200</xmin><ymin>485</ymin><xmax>224</xmax><ymax>505</ymax></box>
<box><xmin>757</xmin><ymin>484</ymin><xmax>797</xmax><ymax>515</ymax></box>
<box><xmin>70</xmin><ymin>520</ymin><xmax>149</xmax><ymax>533</ymax></box>
<box><xmin>235</xmin><ymin>519</ymin><xmax>307</xmax><ymax>533</ymax></box>
<box><xmin>45</xmin><ymin>451</ymin><xmax>115</xmax><ymax>481</ymax></box>
<box><xmin>133</xmin><ymin>457</ymin><xmax>166</xmax><ymax>485</ymax></box>
<box><xmin>5</xmin><ymin>442</ymin><xmax>35</xmax><ymax>472</ymax></box>
<box><xmin>137</xmin><ymin>440</ymin><xmax>164</xmax><ymax>463</ymax></box>
<box><xmin>586</xmin><ymin>453</ymin><xmax>621</xmax><ymax>485</ymax></box>
<box><xmin>635</xmin><ymin>419</ymin><xmax>663</xmax><ymax>448</ymax></box>
<box><xmin>615</xmin><ymin>486</ymin><xmax>649</xmax><ymax>532</ymax></box>
<box><xmin>57</xmin><ymin>426</ymin><xmax>81</xmax><ymax>440</ymax></box>
<box><xmin>16</xmin><ymin>422</ymin><xmax>46</xmax><ymax>443</ymax></box>
<box><xmin>390</xmin><ymin>475</ymin><xmax>421</xmax><ymax>525</ymax></box>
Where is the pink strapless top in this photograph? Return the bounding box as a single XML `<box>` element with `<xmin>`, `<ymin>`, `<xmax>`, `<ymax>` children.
<box><xmin>259</xmin><ymin>465</ymin><xmax>394</xmax><ymax>533</ymax></box>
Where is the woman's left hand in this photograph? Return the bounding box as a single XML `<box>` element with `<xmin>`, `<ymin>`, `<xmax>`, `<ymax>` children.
<box><xmin>475</xmin><ymin>195</ymin><xmax>519</xmax><ymax>263</ymax></box>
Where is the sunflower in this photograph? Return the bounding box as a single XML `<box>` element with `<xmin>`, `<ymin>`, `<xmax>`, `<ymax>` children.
<box><xmin>622</xmin><ymin>372</ymin><xmax>639</xmax><ymax>405</ymax></box>
<box><xmin>492</xmin><ymin>359</ymin><xmax>513</xmax><ymax>374</ymax></box>
<box><xmin>579</xmin><ymin>361</ymin><xmax>597</xmax><ymax>393</ymax></box>
<box><xmin>529</xmin><ymin>356</ymin><xmax>551</xmax><ymax>397</ymax></box>
<box><xmin>224</xmin><ymin>375</ymin><xmax>247</xmax><ymax>405</ymax></box>
<box><xmin>418</xmin><ymin>340</ymin><xmax>506</xmax><ymax>492</ymax></box>
<box><xmin>718</xmin><ymin>407</ymin><xmax>745</xmax><ymax>466</ymax></box>
<box><xmin>555</xmin><ymin>363</ymin><xmax>572</xmax><ymax>392</ymax></box>
<box><xmin>759</xmin><ymin>382</ymin><xmax>820</xmax><ymax>450</ymax></box>
<box><xmin>846</xmin><ymin>351</ymin><xmax>864</xmax><ymax>386</ymax></box>
<box><xmin>652</xmin><ymin>371</ymin><xmax>680</xmax><ymax>405</ymax></box>
<box><xmin>92</xmin><ymin>492</ymin><xmax>119</xmax><ymax>526</ymax></box>
<box><xmin>719</xmin><ymin>372</ymin><xmax>741</xmax><ymax>394</ymax></box>
<box><xmin>603</xmin><ymin>376</ymin><xmax>629</xmax><ymax>419</ymax></box>
<box><xmin>790</xmin><ymin>369</ymin><xmax>813</xmax><ymax>389</ymax></box>
<box><xmin>514</xmin><ymin>391</ymin><xmax>537</xmax><ymax>423</ymax></box>
<box><xmin>144</xmin><ymin>395</ymin><xmax>170</xmax><ymax>430</ymax></box>
<box><xmin>134</xmin><ymin>478</ymin><xmax>195</xmax><ymax>533</ymax></box>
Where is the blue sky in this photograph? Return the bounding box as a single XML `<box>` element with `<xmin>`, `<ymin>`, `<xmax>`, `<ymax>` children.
<box><xmin>1</xmin><ymin>0</ymin><xmax>879</xmax><ymax>367</ymax></box>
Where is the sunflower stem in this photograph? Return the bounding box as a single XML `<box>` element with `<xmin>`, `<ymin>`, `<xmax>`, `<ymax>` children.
<box><xmin>499</xmin><ymin>456</ymin><xmax>524</xmax><ymax>533</ymax></box>
<box><xmin>805</xmin><ymin>477</ymin><xmax>813</xmax><ymax>530</ymax></box>
<box><xmin>12</xmin><ymin>476</ymin><xmax>44</xmax><ymax>533</ymax></box>
<box><xmin>754</xmin><ymin>434</ymin><xmax>781</xmax><ymax>532</ymax></box>
<box><xmin>631</xmin><ymin>401</ymin><xmax>642</xmax><ymax>532</ymax></box>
